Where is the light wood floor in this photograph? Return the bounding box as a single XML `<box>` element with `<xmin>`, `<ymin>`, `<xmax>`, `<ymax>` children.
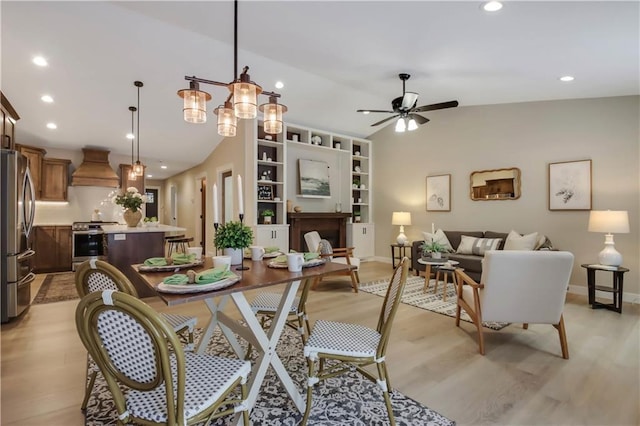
<box><xmin>2</xmin><ymin>261</ymin><xmax>638</xmax><ymax>425</ymax></box>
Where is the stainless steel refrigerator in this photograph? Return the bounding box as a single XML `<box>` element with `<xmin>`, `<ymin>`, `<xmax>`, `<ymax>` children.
<box><xmin>1</xmin><ymin>149</ymin><xmax>36</xmax><ymax>322</ymax></box>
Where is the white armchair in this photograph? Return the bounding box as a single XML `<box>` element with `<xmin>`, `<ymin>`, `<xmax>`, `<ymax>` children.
<box><xmin>454</xmin><ymin>250</ymin><xmax>574</xmax><ymax>358</ymax></box>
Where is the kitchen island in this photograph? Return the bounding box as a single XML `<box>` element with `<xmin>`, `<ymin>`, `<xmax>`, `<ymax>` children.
<box><xmin>102</xmin><ymin>224</ymin><xmax>187</xmax><ymax>297</ymax></box>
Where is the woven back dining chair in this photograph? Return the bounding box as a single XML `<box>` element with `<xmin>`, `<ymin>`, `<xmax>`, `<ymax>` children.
<box><xmin>301</xmin><ymin>257</ymin><xmax>409</xmax><ymax>426</ymax></box>
<box><xmin>76</xmin><ymin>290</ymin><xmax>251</xmax><ymax>425</ymax></box>
<box><xmin>74</xmin><ymin>259</ymin><xmax>197</xmax><ymax>410</ymax></box>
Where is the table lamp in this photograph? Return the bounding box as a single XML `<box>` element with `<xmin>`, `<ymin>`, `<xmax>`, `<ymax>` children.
<box><xmin>392</xmin><ymin>211</ymin><xmax>411</xmax><ymax>245</ymax></box>
<box><xmin>588</xmin><ymin>210</ymin><xmax>629</xmax><ymax>266</ymax></box>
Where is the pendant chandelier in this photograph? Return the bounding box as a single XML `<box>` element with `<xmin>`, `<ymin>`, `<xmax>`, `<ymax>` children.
<box><xmin>177</xmin><ymin>0</ymin><xmax>286</xmax><ymax>136</ymax></box>
<box><xmin>133</xmin><ymin>81</ymin><xmax>144</xmax><ymax>176</ymax></box>
<box><xmin>128</xmin><ymin>106</ymin><xmax>137</xmax><ymax>181</ymax></box>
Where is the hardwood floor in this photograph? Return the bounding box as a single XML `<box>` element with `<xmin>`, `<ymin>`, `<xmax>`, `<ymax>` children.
<box><xmin>2</xmin><ymin>261</ymin><xmax>638</xmax><ymax>425</ymax></box>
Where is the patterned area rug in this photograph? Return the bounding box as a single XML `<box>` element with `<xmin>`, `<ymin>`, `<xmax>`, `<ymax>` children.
<box><xmin>85</xmin><ymin>326</ymin><xmax>455</xmax><ymax>426</ymax></box>
<box><xmin>33</xmin><ymin>272</ymin><xmax>78</xmax><ymax>304</ymax></box>
<box><xmin>359</xmin><ymin>275</ymin><xmax>508</xmax><ymax>331</ymax></box>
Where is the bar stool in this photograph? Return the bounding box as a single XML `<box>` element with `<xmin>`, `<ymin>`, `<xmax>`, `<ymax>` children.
<box><xmin>166</xmin><ymin>236</ymin><xmax>193</xmax><ymax>256</ymax></box>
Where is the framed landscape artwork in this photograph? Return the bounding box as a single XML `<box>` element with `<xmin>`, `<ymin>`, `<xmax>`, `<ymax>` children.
<box><xmin>548</xmin><ymin>159</ymin><xmax>592</xmax><ymax>210</ymax></box>
<box><xmin>426</xmin><ymin>174</ymin><xmax>451</xmax><ymax>211</ymax></box>
<box><xmin>298</xmin><ymin>159</ymin><xmax>331</xmax><ymax>198</ymax></box>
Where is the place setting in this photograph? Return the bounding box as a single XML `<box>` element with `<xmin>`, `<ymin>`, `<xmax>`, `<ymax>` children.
<box><xmin>155</xmin><ymin>254</ymin><xmax>240</xmax><ymax>294</ymax></box>
<box><xmin>267</xmin><ymin>252</ymin><xmax>326</xmax><ymax>270</ymax></box>
<box><xmin>136</xmin><ymin>247</ymin><xmax>205</xmax><ymax>272</ymax></box>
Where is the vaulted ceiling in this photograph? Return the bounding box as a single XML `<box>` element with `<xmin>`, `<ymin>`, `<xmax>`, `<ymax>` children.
<box><xmin>2</xmin><ymin>1</ymin><xmax>638</xmax><ymax>179</ymax></box>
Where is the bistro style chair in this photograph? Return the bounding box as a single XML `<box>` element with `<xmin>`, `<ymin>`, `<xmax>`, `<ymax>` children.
<box><xmin>454</xmin><ymin>250</ymin><xmax>574</xmax><ymax>358</ymax></box>
<box><xmin>302</xmin><ymin>257</ymin><xmax>409</xmax><ymax>426</ymax></box>
<box><xmin>245</xmin><ymin>278</ymin><xmax>316</xmax><ymax>358</ymax></box>
<box><xmin>304</xmin><ymin>231</ymin><xmax>360</xmax><ymax>293</ymax></box>
<box><xmin>74</xmin><ymin>259</ymin><xmax>197</xmax><ymax>410</ymax></box>
<box><xmin>76</xmin><ymin>290</ymin><xmax>251</xmax><ymax>425</ymax></box>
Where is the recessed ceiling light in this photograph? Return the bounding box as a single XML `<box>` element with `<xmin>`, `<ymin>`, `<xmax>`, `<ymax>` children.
<box><xmin>160</xmin><ymin>165</ymin><xmax>168</xmax><ymax>169</ymax></box>
<box><xmin>275</xmin><ymin>81</ymin><xmax>284</xmax><ymax>89</ymax></box>
<box><xmin>362</xmin><ymin>111</ymin><xmax>370</xmax><ymax>115</ymax></box>
<box><xmin>559</xmin><ymin>75</ymin><xmax>575</xmax><ymax>82</ymax></box>
<box><xmin>147</xmin><ymin>174</ymin><xmax>152</xmax><ymax>178</ymax></box>
<box><xmin>41</xmin><ymin>95</ymin><xmax>54</xmax><ymax>103</ymax></box>
<box><xmin>33</xmin><ymin>56</ymin><xmax>48</xmax><ymax>67</ymax></box>
<box><xmin>482</xmin><ymin>1</ymin><xmax>503</xmax><ymax>12</ymax></box>
<box><xmin>126</xmin><ymin>133</ymin><xmax>135</xmax><ymax>140</ymax></box>
<box><xmin>46</xmin><ymin>122</ymin><xmax>57</xmax><ymax>129</ymax></box>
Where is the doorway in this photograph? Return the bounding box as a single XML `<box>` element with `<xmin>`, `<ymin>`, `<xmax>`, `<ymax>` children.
<box><xmin>221</xmin><ymin>170</ymin><xmax>233</xmax><ymax>223</ymax></box>
<box><xmin>145</xmin><ymin>188</ymin><xmax>158</xmax><ymax>219</ymax></box>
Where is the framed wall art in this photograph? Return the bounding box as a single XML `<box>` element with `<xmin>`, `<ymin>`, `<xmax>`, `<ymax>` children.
<box><xmin>548</xmin><ymin>159</ymin><xmax>592</xmax><ymax>210</ymax></box>
<box><xmin>426</xmin><ymin>174</ymin><xmax>451</xmax><ymax>211</ymax></box>
<box><xmin>257</xmin><ymin>184</ymin><xmax>273</xmax><ymax>201</ymax></box>
<box><xmin>298</xmin><ymin>159</ymin><xmax>331</xmax><ymax>198</ymax></box>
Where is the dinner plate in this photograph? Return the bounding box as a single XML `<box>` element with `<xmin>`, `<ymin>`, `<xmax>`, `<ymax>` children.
<box><xmin>156</xmin><ymin>274</ymin><xmax>240</xmax><ymax>294</ymax></box>
<box><xmin>267</xmin><ymin>258</ymin><xmax>326</xmax><ymax>269</ymax></box>
<box><xmin>244</xmin><ymin>251</ymin><xmax>282</xmax><ymax>259</ymax></box>
<box><xmin>138</xmin><ymin>260</ymin><xmax>204</xmax><ymax>272</ymax></box>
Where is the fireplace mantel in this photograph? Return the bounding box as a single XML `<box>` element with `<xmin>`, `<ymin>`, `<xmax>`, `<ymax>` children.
<box><xmin>287</xmin><ymin>212</ymin><xmax>352</xmax><ymax>252</ymax></box>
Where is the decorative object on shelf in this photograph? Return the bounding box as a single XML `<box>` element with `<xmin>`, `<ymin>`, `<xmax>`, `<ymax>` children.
<box><xmin>588</xmin><ymin>210</ymin><xmax>629</xmax><ymax>266</ymax></box>
<box><xmin>291</xmin><ymin>133</ymin><xmax>300</xmax><ymax>142</ymax></box>
<box><xmin>262</xmin><ymin>152</ymin><xmax>267</xmax><ymax>161</ymax></box>
<box><xmin>335</xmin><ymin>202</ymin><xmax>342</xmax><ymax>213</ymax></box>
<box><xmin>293</xmin><ymin>205</ymin><xmax>302</xmax><ymax>213</ymax></box>
<box><xmin>260</xmin><ymin>170</ymin><xmax>272</xmax><ymax>181</ymax></box>
<box><xmin>426</xmin><ymin>174</ymin><xmax>451</xmax><ymax>212</ymax></box>
<box><xmin>287</xmin><ymin>199</ymin><xmax>293</xmax><ymax>213</ymax></box>
<box><xmin>176</xmin><ymin>1</ymin><xmax>286</xmax><ymax>135</ymax></box>
<box><xmin>335</xmin><ymin>142</ymin><xmax>341</xmax><ymax>150</ymax></box>
<box><xmin>132</xmin><ymin>81</ymin><xmax>144</xmax><ymax>176</ymax></box>
<box><xmin>261</xmin><ymin>209</ymin><xmax>275</xmax><ymax>224</ymax></box>
<box><xmin>354</xmin><ymin>215</ymin><xmax>361</xmax><ymax>223</ymax></box>
<box><xmin>549</xmin><ymin>159</ymin><xmax>592</xmax><ymax>210</ymax></box>
<box><xmin>264</xmin><ymin>135</ymin><xmax>273</xmax><ymax>141</ymax></box>
<box><xmin>311</xmin><ymin>135</ymin><xmax>321</xmax><ymax>145</ymax></box>
<box><xmin>213</xmin><ymin>220</ymin><xmax>253</xmax><ymax>265</ymax></box>
<box><xmin>392</xmin><ymin>211</ymin><xmax>411</xmax><ymax>245</ymax></box>
<box><xmin>354</xmin><ymin>166</ymin><xmax>361</xmax><ymax>173</ymax></box>
<box><xmin>355</xmin><ymin>150</ymin><xmax>361</xmax><ymax>156</ymax></box>
<box><xmin>298</xmin><ymin>159</ymin><xmax>331</xmax><ymax>198</ymax></box>
<box><xmin>360</xmin><ymin>184</ymin><xmax>366</xmax><ymax>190</ymax></box>
<box><xmin>257</xmin><ymin>185</ymin><xmax>273</xmax><ymax>200</ymax></box>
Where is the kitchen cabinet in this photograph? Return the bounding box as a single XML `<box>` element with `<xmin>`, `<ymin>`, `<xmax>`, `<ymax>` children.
<box><xmin>254</xmin><ymin>225</ymin><xmax>289</xmax><ymax>253</ymax></box>
<box><xmin>41</xmin><ymin>158</ymin><xmax>71</xmax><ymax>201</ymax></box>
<box><xmin>347</xmin><ymin>223</ymin><xmax>375</xmax><ymax>259</ymax></box>
<box><xmin>32</xmin><ymin>225</ymin><xmax>72</xmax><ymax>273</ymax></box>
<box><xmin>119</xmin><ymin>163</ymin><xmax>145</xmax><ymax>193</ymax></box>
<box><xmin>16</xmin><ymin>144</ymin><xmax>46</xmax><ymax>199</ymax></box>
<box><xmin>1</xmin><ymin>92</ymin><xmax>19</xmax><ymax>150</ymax></box>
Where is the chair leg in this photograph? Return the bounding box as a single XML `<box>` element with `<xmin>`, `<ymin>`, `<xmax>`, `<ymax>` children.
<box><xmin>349</xmin><ymin>271</ymin><xmax>359</xmax><ymax>293</ymax></box>
<box><xmin>455</xmin><ymin>303</ymin><xmax>462</xmax><ymax>327</ymax></box>
<box><xmin>523</xmin><ymin>323</ymin><xmax>529</xmax><ymax>330</ymax></box>
<box><xmin>473</xmin><ymin>291</ymin><xmax>485</xmax><ymax>355</ymax></box>
<box><xmin>554</xmin><ymin>315</ymin><xmax>569</xmax><ymax>359</ymax></box>
<box><xmin>240</xmin><ymin>379</ymin><xmax>250</xmax><ymax>425</ymax></box>
<box><xmin>376</xmin><ymin>361</ymin><xmax>396</xmax><ymax>426</ymax></box>
<box><xmin>81</xmin><ymin>355</ymin><xmax>97</xmax><ymax>411</ymax></box>
<box><xmin>302</xmin><ymin>356</ymin><xmax>317</xmax><ymax>426</ymax></box>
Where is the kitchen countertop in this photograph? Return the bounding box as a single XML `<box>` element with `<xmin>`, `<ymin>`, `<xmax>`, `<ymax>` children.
<box><xmin>101</xmin><ymin>224</ymin><xmax>186</xmax><ymax>234</ymax></box>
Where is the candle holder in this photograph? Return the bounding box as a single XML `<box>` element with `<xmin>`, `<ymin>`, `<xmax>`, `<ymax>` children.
<box><xmin>213</xmin><ymin>222</ymin><xmax>219</xmax><ymax>255</ymax></box>
<box><xmin>235</xmin><ymin>213</ymin><xmax>250</xmax><ymax>271</ymax></box>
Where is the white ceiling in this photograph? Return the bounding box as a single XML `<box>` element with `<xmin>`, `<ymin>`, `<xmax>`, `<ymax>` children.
<box><xmin>2</xmin><ymin>1</ymin><xmax>638</xmax><ymax>179</ymax></box>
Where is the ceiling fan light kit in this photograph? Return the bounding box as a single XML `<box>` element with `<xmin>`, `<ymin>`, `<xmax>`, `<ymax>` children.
<box><xmin>177</xmin><ymin>0</ymin><xmax>286</xmax><ymax>136</ymax></box>
<box><xmin>358</xmin><ymin>73</ymin><xmax>458</xmax><ymax>132</ymax></box>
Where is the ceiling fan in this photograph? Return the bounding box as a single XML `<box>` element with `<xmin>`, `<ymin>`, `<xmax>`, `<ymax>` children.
<box><xmin>357</xmin><ymin>73</ymin><xmax>459</xmax><ymax>131</ymax></box>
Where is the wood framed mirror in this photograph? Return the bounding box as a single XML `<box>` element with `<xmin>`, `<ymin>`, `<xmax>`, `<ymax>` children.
<box><xmin>470</xmin><ymin>168</ymin><xmax>521</xmax><ymax>201</ymax></box>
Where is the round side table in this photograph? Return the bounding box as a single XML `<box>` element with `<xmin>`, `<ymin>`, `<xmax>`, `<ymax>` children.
<box><xmin>417</xmin><ymin>258</ymin><xmax>460</xmax><ymax>301</ymax></box>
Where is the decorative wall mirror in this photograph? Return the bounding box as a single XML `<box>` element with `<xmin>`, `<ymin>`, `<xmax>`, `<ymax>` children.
<box><xmin>470</xmin><ymin>168</ymin><xmax>521</xmax><ymax>201</ymax></box>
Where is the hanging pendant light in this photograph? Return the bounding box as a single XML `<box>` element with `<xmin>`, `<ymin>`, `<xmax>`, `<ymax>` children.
<box><xmin>260</xmin><ymin>96</ymin><xmax>287</xmax><ymax>134</ymax></box>
<box><xmin>133</xmin><ymin>81</ymin><xmax>144</xmax><ymax>176</ymax></box>
<box><xmin>214</xmin><ymin>101</ymin><xmax>237</xmax><ymax>137</ymax></box>
<box><xmin>128</xmin><ymin>106</ymin><xmax>137</xmax><ymax>181</ymax></box>
<box><xmin>177</xmin><ymin>81</ymin><xmax>211</xmax><ymax>123</ymax></box>
<box><xmin>231</xmin><ymin>68</ymin><xmax>262</xmax><ymax>119</ymax></box>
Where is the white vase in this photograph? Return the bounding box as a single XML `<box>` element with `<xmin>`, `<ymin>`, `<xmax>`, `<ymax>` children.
<box><xmin>224</xmin><ymin>248</ymin><xmax>243</xmax><ymax>265</ymax></box>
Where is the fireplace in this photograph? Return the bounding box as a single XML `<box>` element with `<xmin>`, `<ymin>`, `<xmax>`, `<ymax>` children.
<box><xmin>287</xmin><ymin>212</ymin><xmax>352</xmax><ymax>252</ymax></box>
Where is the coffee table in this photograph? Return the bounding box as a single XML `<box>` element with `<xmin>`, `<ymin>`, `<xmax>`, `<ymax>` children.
<box><xmin>417</xmin><ymin>258</ymin><xmax>460</xmax><ymax>301</ymax></box>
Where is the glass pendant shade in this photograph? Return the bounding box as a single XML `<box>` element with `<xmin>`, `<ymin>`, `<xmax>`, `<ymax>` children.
<box><xmin>407</xmin><ymin>118</ymin><xmax>418</xmax><ymax>131</ymax></box>
<box><xmin>260</xmin><ymin>98</ymin><xmax>287</xmax><ymax>134</ymax></box>
<box><xmin>232</xmin><ymin>79</ymin><xmax>262</xmax><ymax>119</ymax></box>
<box><xmin>395</xmin><ymin>118</ymin><xmax>406</xmax><ymax>132</ymax></box>
<box><xmin>133</xmin><ymin>161</ymin><xmax>144</xmax><ymax>176</ymax></box>
<box><xmin>177</xmin><ymin>82</ymin><xmax>211</xmax><ymax>124</ymax></box>
<box><xmin>129</xmin><ymin>167</ymin><xmax>137</xmax><ymax>181</ymax></box>
<box><xmin>214</xmin><ymin>102</ymin><xmax>237</xmax><ymax>137</ymax></box>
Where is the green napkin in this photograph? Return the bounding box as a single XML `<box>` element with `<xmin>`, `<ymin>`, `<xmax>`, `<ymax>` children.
<box><xmin>164</xmin><ymin>274</ymin><xmax>189</xmax><ymax>285</ymax></box>
<box><xmin>196</xmin><ymin>267</ymin><xmax>236</xmax><ymax>284</ymax></box>
<box><xmin>144</xmin><ymin>257</ymin><xmax>167</xmax><ymax>266</ymax></box>
<box><xmin>273</xmin><ymin>255</ymin><xmax>287</xmax><ymax>264</ymax></box>
<box><xmin>265</xmin><ymin>246</ymin><xmax>280</xmax><ymax>254</ymax></box>
<box><xmin>304</xmin><ymin>252</ymin><xmax>319</xmax><ymax>261</ymax></box>
<box><xmin>172</xmin><ymin>253</ymin><xmax>196</xmax><ymax>265</ymax></box>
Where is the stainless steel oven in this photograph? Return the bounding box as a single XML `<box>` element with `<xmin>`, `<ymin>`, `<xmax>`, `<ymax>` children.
<box><xmin>72</xmin><ymin>222</ymin><xmax>117</xmax><ymax>271</ymax></box>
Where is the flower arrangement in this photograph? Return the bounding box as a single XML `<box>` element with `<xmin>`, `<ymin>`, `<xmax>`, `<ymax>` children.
<box><xmin>113</xmin><ymin>187</ymin><xmax>147</xmax><ymax>212</ymax></box>
<box><xmin>214</xmin><ymin>221</ymin><xmax>253</xmax><ymax>249</ymax></box>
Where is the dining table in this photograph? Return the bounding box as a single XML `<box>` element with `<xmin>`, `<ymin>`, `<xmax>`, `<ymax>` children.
<box><xmin>133</xmin><ymin>256</ymin><xmax>355</xmax><ymax>423</ymax></box>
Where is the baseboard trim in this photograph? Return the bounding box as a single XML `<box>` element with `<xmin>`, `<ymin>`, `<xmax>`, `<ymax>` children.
<box><xmin>567</xmin><ymin>284</ymin><xmax>640</xmax><ymax>305</ymax></box>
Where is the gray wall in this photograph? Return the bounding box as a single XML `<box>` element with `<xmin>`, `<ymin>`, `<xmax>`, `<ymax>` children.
<box><xmin>370</xmin><ymin>96</ymin><xmax>639</xmax><ymax>297</ymax></box>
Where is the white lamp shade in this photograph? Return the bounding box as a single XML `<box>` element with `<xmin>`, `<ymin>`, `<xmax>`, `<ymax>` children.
<box><xmin>392</xmin><ymin>211</ymin><xmax>411</xmax><ymax>226</ymax></box>
<box><xmin>588</xmin><ymin>211</ymin><xmax>630</xmax><ymax>233</ymax></box>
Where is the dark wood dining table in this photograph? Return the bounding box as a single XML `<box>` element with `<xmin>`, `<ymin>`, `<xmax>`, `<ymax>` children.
<box><xmin>133</xmin><ymin>257</ymin><xmax>355</xmax><ymax>423</ymax></box>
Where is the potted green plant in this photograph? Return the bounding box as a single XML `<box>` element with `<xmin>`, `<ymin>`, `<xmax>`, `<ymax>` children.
<box><xmin>214</xmin><ymin>221</ymin><xmax>254</xmax><ymax>265</ymax></box>
<box><xmin>422</xmin><ymin>240</ymin><xmax>447</xmax><ymax>259</ymax></box>
<box><xmin>261</xmin><ymin>209</ymin><xmax>275</xmax><ymax>224</ymax></box>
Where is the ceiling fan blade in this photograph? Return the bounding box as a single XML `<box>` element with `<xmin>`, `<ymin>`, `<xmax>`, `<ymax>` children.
<box><xmin>401</xmin><ymin>92</ymin><xmax>419</xmax><ymax>109</ymax></box>
<box><xmin>371</xmin><ymin>114</ymin><xmax>399</xmax><ymax>127</ymax></box>
<box><xmin>357</xmin><ymin>109</ymin><xmax>395</xmax><ymax>114</ymax></box>
<box><xmin>408</xmin><ymin>113</ymin><xmax>430</xmax><ymax>125</ymax></box>
<box><xmin>411</xmin><ymin>100</ymin><xmax>459</xmax><ymax>113</ymax></box>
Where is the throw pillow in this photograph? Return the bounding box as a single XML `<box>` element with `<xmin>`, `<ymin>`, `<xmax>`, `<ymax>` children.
<box><xmin>456</xmin><ymin>235</ymin><xmax>502</xmax><ymax>256</ymax></box>
<box><xmin>535</xmin><ymin>235</ymin><xmax>554</xmax><ymax>250</ymax></box>
<box><xmin>504</xmin><ymin>230</ymin><xmax>539</xmax><ymax>251</ymax></box>
<box><xmin>421</xmin><ymin>229</ymin><xmax>454</xmax><ymax>252</ymax></box>
<box><xmin>318</xmin><ymin>239</ymin><xmax>334</xmax><ymax>257</ymax></box>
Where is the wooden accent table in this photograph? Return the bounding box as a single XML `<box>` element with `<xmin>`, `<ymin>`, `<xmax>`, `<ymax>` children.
<box><xmin>581</xmin><ymin>264</ymin><xmax>629</xmax><ymax>313</ymax></box>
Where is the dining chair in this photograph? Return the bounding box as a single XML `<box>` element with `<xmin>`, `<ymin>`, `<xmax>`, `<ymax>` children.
<box><xmin>301</xmin><ymin>257</ymin><xmax>409</xmax><ymax>426</ymax></box>
<box><xmin>304</xmin><ymin>230</ymin><xmax>360</xmax><ymax>292</ymax></box>
<box><xmin>74</xmin><ymin>259</ymin><xmax>197</xmax><ymax>410</ymax></box>
<box><xmin>245</xmin><ymin>278</ymin><xmax>316</xmax><ymax>358</ymax></box>
<box><xmin>76</xmin><ymin>290</ymin><xmax>251</xmax><ymax>425</ymax></box>
<box><xmin>454</xmin><ymin>250</ymin><xmax>574</xmax><ymax>358</ymax></box>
